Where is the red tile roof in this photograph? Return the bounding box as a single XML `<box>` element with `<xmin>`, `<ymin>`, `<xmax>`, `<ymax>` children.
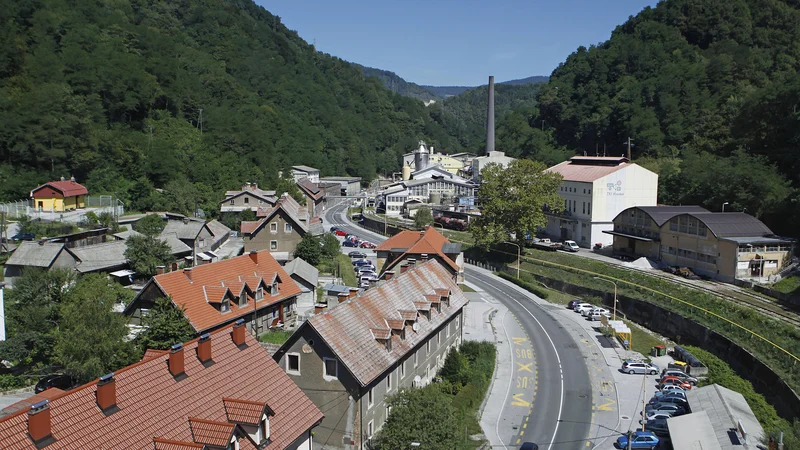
<box><xmin>130</xmin><ymin>250</ymin><xmax>302</xmax><ymax>333</ymax></box>
<box><xmin>378</xmin><ymin>227</ymin><xmax>460</xmax><ymax>273</ymax></box>
<box><xmin>302</xmin><ymin>259</ymin><xmax>468</xmax><ymax>386</ymax></box>
<box><xmin>223</xmin><ymin>398</ymin><xmax>271</xmax><ymax>425</ymax></box>
<box><xmin>0</xmin><ymin>323</ymin><xmax>323</xmax><ymax>449</ymax></box>
<box><xmin>188</xmin><ymin>417</ymin><xmax>235</xmax><ymax>447</ymax></box>
<box><xmin>240</xmin><ymin>221</ymin><xmax>260</xmax><ymax>234</ymax></box>
<box><xmin>30</xmin><ymin>180</ymin><xmax>89</xmax><ymax>198</ymax></box>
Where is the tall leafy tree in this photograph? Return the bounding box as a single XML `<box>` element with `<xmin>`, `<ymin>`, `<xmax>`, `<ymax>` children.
<box><xmin>293</xmin><ymin>234</ymin><xmax>322</xmax><ymax>266</ymax></box>
<box><xmin>320</xmin><ymin>233</ymin><xmax>341</xmax><ymax>260</ymax></box>
<box><xmin>134</xmin><ymin>297</ymin><xmax>195</xmax><ymax>351</ymax></box>
<box><xmin>413</xmin><ymin>207</ymin><xmax>433</xmax><ymax>229</ymax></box>
<box><xmin>372</xmin><ymin>385</ymin><xmax>458</xmax><ymax>450</ymax></box>
<box><xmin>53</xmin><ymin>275</ymin><xmax>137</xmax><ymax>383</ymax></box>
<box><xmin>124</xmin><ymin>234</ymin><xmax>173</xmax><ymax>278</ymax></box>
<box><xmin>471</xmin><ymin>159</ymin><xmax>563</xmax><ymax>247</ymax></box>
<box><xmin>134</xmin><ymin>214</ymin><xmax>166</xmax><ymax>237</ymax></box>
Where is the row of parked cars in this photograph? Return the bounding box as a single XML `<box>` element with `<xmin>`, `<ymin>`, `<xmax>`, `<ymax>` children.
<box><xmin>567</xmin><ymin>300</ymin><xmax>611</xmax><ymax>321</ymax></box>
<box><xmin>352</xmin><ymin>258</ymin><xmax>378</xmax><ymax>289</ymax></box>
<box><xmin>614</xmin><ymin>365</ymin><xmax>700</xmax><ymax>448</ymax></box>
<box><xmin>331</xmin><ymin>227</ymin><xmax>377</xmax><ymax>249</ymax></box>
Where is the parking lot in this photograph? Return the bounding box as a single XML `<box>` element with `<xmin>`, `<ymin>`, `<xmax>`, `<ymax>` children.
<box><xmin>330</xmin><ymin>226</ymin><xmax>380</xmax><ymax>289</ymax></box>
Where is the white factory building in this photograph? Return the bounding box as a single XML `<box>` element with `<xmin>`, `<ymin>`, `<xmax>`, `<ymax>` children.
<box><xmin>543</xmin><ymin>156</ymin><xmax>658</xmax><ymax>248</ymax></box>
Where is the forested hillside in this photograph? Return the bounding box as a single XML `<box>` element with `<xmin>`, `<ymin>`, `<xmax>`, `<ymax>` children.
<box><xmin>0</xmin><ymin>0</ymin><xmax>465</xmax><ymax>214</ymax></box>
<box><xmin>357</xmin><ymin>65</ymin><xmax>437</xmax><ymax>103</ymax></box>
<box><xmin>534</xmin><ymin>0</ymin><xmax>800</xmax><ymax>235</ymax></box>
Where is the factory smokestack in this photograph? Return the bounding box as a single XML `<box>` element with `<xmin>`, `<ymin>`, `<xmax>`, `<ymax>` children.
<box><xmin>485</xmin><ymin>76</ymin><xmax>495</xmax><ymax>155</ymax></box>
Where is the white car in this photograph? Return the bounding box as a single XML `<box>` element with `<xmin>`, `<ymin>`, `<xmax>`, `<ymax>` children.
<box><xmin>588</xmin><ymin>310</ymin><xmax>610</xmax><ymax>321</ymax></box>
<box><xmin>574</xmin><ymin>304</ymin><xmax>594</xmax><ymax>314</ymax></box>
<box><xmin>660</xmin><ymin>384</ymin><xmax>686</xmax><ymax>394</ymax></box>
<box><xmin>582</xmin><ymin>306</ymin><xmax>608</xmax><ymax>317</ymax></box>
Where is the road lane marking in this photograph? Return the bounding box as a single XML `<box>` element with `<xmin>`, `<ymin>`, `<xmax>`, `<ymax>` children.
<box><xmin>516</xmin><ymin>362</ymin><xmax>534</xmax><ymax>373</ymax></box>
<box><xmin>595</xmin><ymin>398</ymin><xmax>616</xmax><ymax>411</ymax></box>
<box><xmin>512</xmin><ymin>337</ymin><xmax>527</xmax><ymax>345</ymax></box>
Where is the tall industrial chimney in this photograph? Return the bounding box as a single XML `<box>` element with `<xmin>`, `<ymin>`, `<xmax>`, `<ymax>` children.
<box><xmin>485</xmin><ymin>76</ymin><xmax>495</xmax><ymax>155</ymax></box>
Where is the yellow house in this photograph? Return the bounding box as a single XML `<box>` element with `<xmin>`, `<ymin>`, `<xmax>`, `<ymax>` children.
<box><xmin>30</xmin><ymin>178</ymin><xmax>88</xmax><ymax>212</ymax></box>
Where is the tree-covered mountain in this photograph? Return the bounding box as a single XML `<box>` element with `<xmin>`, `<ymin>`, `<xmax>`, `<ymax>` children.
<box><xmin>356</xmin><ymin>65</ymin><xmax>437</xmax><ymax>103</ymax></box>
<box><xmin>532</xmin><ymin>0</ymin><xmax>800</xmax><ymax>235</ymax></box>
<box><xmin>500</xmin><ymin>76</ymin><xmax>550</xmax><ymax>86</ymax></box>
<box><xmin>0</xmin><ymin>0</ymin><xmax>467</xmax><ymax>214</ymax></box>
<box><xmin>422</xmin><ymin>76</ymin><xmax>549</xmax><ymax>98</ymax></box>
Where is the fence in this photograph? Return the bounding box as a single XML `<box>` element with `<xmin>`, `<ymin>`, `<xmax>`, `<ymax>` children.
<box><xmin>0</xmin><ymin>196</ymin><xmax>123</xmax><ymax>220</ymax></box>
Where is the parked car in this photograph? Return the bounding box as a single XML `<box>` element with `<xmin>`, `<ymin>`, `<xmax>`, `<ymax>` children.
<box><xmin>11</xmin><ymin>232</ymin><xmax>35</xmax><ymax>241</ymax></box>
<box><xmin>658</xmin><ymin>384</ymin><xmax>687</xmax><ymax>394</ymax></box>
<box><xmin>650</xmin><ymin>391</ymin><xmax>687</xmax><ymax>404</ymax></box>
<box><xmin>583</xmin><ymin>306</ymin><xmax>608</xmax><ymax>317</ymax></box>
<box><xmin>356</xmin><ymin>267</ymin><xmax>376</xmax><ymax>275</ymax></box>
<box><xmin>348</xmin><ymin>251</ymin><xmax>367</xmax><ymax>259</ymax></box>
<box><xmin>562</xmin><ymin>240</ymin><xmax>580</xmax><ymax>252</ymax></box>
<box><xmin>329</xmin><ymin>227</ymin><xmax>340</xmax><ymax>232</ymax></box>
<box><xmin>641</xmin><ymin>411</ymin><xmax>674</xmax><ymax>422</ymax></box>
<box><xmin>659</xmin><ymin>369</ymin><xmax>698</xmax><ymax>385</ymax></box>
<box><xmin>614</xmin><ymin>431</ymin><xmax>659</xmax><ymax>449</ymax></box>
<box><xmin>645</xmin><ymin>402</ymin><xmax>686</xmax><ymax>416</ymax></box>
<box><xmin>588</xmin><ymin>310</ymin><xmax>610</xmax><ymax>321</ymax></box>
<box><xmin>360</xmin><ymin>241</ymin><xmax>376</xmax><ymax>249</ymax></box>
<box><xmin>35</xmin><ymin>374</ymin><xmax>74</xmax><ymax>393</ymax></box>
<box><xmin>520</xmin><ymin>443</ymin><xmax>539</xmax><ymax>450</ymax></box>
<box><xmin>567</xmin><ymin>300</ymin><xmax>582</xmax><ymax>309</ymax></box>
<box><xmin>342</xmin><ymin>240</ymin><xmax>358</xmax><ymax>247</ymax></box>
<box><xmin>352</xmin><ymin>259</ymin><xmax>371</xmax><ymax>265</ymax></box>
<box><xmin>334</xmin><ymin>230</ymin><xmax>348</xmax><ymax>236</ymax></box>
<box><xmin>574</xmin><ymin>304</ymin><xmax>594</xmax><ymax>314</ymax></box>
<box><xmin>659</xmin><ymin>377</ymin><xmax>692</xmax><ymax>390</ymax></box>
<box><xmin>638</xmin><ymin>419</ymin><xmax>669</xmax><ymax>436</ymax></box>
<box><xmin>621</xmin><ymin>361</ymin><xmax>659</xmax><ymax>375</ymax></box>
<box><xmin>650</xmin><ymin>395</ymin><xmax>688</xmax><ymax>408</ymax></box>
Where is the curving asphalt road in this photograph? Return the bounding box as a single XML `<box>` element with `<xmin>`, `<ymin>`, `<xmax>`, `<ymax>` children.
<box><xmin>323</xmin><ymin>202</ymin><xmax>592</xmax><ymax>449</ymax></box>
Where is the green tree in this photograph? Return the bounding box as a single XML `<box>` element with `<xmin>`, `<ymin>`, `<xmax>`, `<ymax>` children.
<box><xmin>293</xmin><ymin>234</ymin><xmax>321</xmax><ymax>266</ymax></box>
<box><xmin>0</xmin><ymin>268</ymin><xmax>76</xmax><ymax>367</ymax></box>
<box><xmin>471</xmin><ymin>159</ymin><xmax>563</xmax><ymax>247</ymax></box>
<box><xmin>439</xmin><ymin>347</ymin><xmax>470</xmax><ymax>387</ymax></box>
<box><xmin>134</xmin><ymin>214</ymin><xmax>165</xmax><ymax>236</ymax></box>
<box><xmin>320</xmin><ymin>232</ymin><xmax>340</xmax><ymax>260</ymax></box>
<box><xmin>54</xmin><ymin>274</ymin><xmax>137</xmax><ymax>383</ymax></box>
<box><xmin>134</xmin><ymin>297</ymin><xmax>195</xmax><ymax>351</ymax></box>
<box><xmin>124</xmin><ymin>234</ymin><xmax>173</xmax><ymax>278</ymax></box>
<box><xmin>373</xmin><ymin>385</ymin><xmax>458</xmax><ymax>450</ymax></box>
<box><xmin>413</xmin><ymin>207</ymin><xmax>433</xmax><ymax>229</ymax></box>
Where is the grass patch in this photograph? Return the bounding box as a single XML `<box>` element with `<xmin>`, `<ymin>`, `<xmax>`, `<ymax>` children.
<box><xmin>337</xmin><ymin>253</ymin><xmax>358</xmax><ymax>287</ymax></box>
<box><xmin>458</xmin><ymin>284</ymin><xmax>476</xmax><ymax>293</ymax></box>
<box><xmin>625</xmin><ymin>321</ymin><xmax>666</xmax><ymax>357</ymax></box>
<box><xmin>259</xmin><ymin>330</ymin><xmax>293</xmax><ymax>345</ymax></box>
<box><xmin>773</xmin><ymin>275</ymin><xmax>800</xmax><ymax>295</ymax></box>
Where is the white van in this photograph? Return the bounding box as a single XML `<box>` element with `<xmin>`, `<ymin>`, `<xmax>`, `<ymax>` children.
<box><xmin>563</xmin><ymin>240</ymin><xmax>579</xmax><ymax>252</ymax></box>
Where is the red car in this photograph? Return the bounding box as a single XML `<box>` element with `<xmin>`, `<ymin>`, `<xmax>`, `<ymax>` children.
<box><xmin>659</xmin><ymin>377</ymin><xmax>692</xmax><ymax>390</ymax></box>
<box><xmin>334</xmin><ymin>230</ymin><xmax>348</xmax><ymax>236</ymax></box>
<box><xmin>360</xmin><ymin>242</ymin><xmax>376</xmax><ymax>249</ymax></box>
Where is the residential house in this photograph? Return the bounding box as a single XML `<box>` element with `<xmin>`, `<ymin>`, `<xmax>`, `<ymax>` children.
<box><xmin>544</xmin><ymin>156</ymin><xmax>659</xmax><ymax>248</ymax></box>
<box><xmin>273</xmin><ymin>259</ymin><xmax>468</xmax><ymax>449</ymax></box>
<box><xmin>375</xmin><ymin>227</ymin><xmax>464</xmax><ymax>282</ymax></box>
<box><xmin>124</xmin><ymin>250</ymin><xmax>303</xmax><ymax>335</ymax></box>
<box><xmin>291</xmin><ymin>166</ymin><xmax>320</xmax><ymax>183</ymax></box>
<box><xmin>0</xmin><ymin>322</ymin><xmax>323</xmax><ymax>449</ymax></box>
<box><xmin>241</xmin><ymin>195</ymin><xmax>310</xmax><ymax>255</ymax></box>
<box><xmin>161</xmin><ymin>217</ymin><xmax>231</xmax><ymax>265</ymax></box>
<box><xmin>220</xmin><ymin>183</ymin><xmax>277</xmax><ymax>214</ymax></box>
<box><xmin>2</xmin><ymin>242</ymin><xmax>76</xmax><ymax>287</ymax></box>
<box><xmin>296</xmin><ymin>178</ymin><xmax>325</xmax><ymax>218</ymax></box>
<box><xmin>284</xmin><ymin>257</ymin><xmax>319</xmax><ymax>313</ymax></box>
<box><xmin>29</xmin><ymin>178</ymin><xmax>88</xmax><ymax>212</ymax></box>
<box><xmin>318</xmin><ymin>177</ymin><xmax>362</xmax><ymax>196</ymax></box>
<box><xmin>607</xmin><ymin>206</ymin><xmax>794</xmax><ymax>282</ymax></box>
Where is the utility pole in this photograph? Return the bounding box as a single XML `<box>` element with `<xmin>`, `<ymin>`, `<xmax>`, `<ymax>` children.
<box><xmin>627</xmin><ymin>429</ymin><xmax>633</xmax><ymax>450</ymax></box>
<box><xmin>627</xmin><ymin>137</ymin><xmax>633</xmax><ymax>160</ymax></box>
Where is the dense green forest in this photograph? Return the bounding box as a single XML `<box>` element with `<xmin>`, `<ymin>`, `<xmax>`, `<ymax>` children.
<box><xmin>0</xmin><ymin>0</ymin><xmax>469</xmax><ymax>214</ymax></box>
<box><xmin>533</xmin><ymin>0</ymin><xmax>800</xmax><ymax>235</ymax></box>
<box><xmin>356</xmin><ymin>65</ymin><xmax>437</xmax><ymax>103</ymax></box>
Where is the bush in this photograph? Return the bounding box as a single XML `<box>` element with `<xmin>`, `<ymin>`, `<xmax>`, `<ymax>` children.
<box><xmin>0</xmin><ymin>374</ymin><xmax>28</xmax><ymax>391</ymax></box>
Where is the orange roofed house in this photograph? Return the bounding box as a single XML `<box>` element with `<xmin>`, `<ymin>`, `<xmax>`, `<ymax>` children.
<box><xmin>124</xmin><ymin>250</ymin><xmax>303</xmax><ymax>336</ymax></box>
<box><xmin>0</xmin><ymin>321</ymin><xmax>323</xmax><ymax>449</ymax></box>
<box><xmin>374</xmin><ymin>226</ymin><xmax>464</xmax><ymax>282</ymax></box>
<box><xmin>30</xmin><ymin>178</ymin><xmax>88</xmax><ymax>212</ymax></box>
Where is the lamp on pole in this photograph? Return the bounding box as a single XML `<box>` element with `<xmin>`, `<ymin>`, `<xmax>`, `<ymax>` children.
<box><xmin>593</xmin><ymin>277</ymin><xmax>618</xmax><ymax>321</ymax></box>
<box><xmin>502</xmin><ymin>241</ymin><xmax>521</xmax><ymax>279</ymax></box>
<box><xmin>722</xmin><ymin>202</ymin><xmax>729</xmax><ymax>212</ymax></box>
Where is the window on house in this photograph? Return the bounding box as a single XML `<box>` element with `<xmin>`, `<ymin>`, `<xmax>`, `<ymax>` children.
<box><xmin>285</xmin><ymin>223</ymin><xmax>292</xmax><ymax>233</ymax></box>
<box><xmin>456</xmin><ymin>316</ymin><xmax>460</xmax><ymax>329</ymax></box>
<box><xmin>367</xmin><ymin>420</ymin><xmax>374</xmax><ymax>439</ymax></box>
<box><xmin>446</xmin><ymin>323</ymin><xmax>450</xmax><ymax>338</ymax></box>
<box><xmin>272</xmin><ymin>282</ymin><xmax>279</xmax><ymax>295</ymax></box>
<box><xmin>244</xmin><ymin>197</ymin><xmax>249</xmax><ymax>204</ymax></box>
<box><xmin>588</xmin><ymin>202</ymin><xmax>591</xmax><ymax>215</ymax></box>
<box><xmin>270</xmin><ymin>240</ymin><xmax>277</xmax><ymax>250</ymax></box>
<box><xmin>323</xmin><ymin>358</ymin><xmax>338</xmax><ymax>379</ymax></box>
<box><xmin>287</xmin><ymin>354</ymin><xmax>300</xmax><ymax>374</ymax></box>
<box><xmin>256</xmin><ymin>288</ymin><xmax>264</xmax><ymax>301</ymax></box>
<box><xmin>368</xmin><ymin>388</ymin><xmax>374</xmax><ymax>408</ymax></box>
<box><xmin>270</xmin><ymin>222</ymin><xmax>278</xmax><ymax>232</ymax></box>
<box><xmin>582</xmin><ymin>202</ymin><xmax>585</xmax><ymax>214</ymax></box>
<box><xmin>230</xmin><ymin>199</ymin><xmax>235</xmax><ymax>205</ymax></box>
<box><xmin>221</xmin><ymin>300</ymin><xmax>230</xmax><ymax>313</ymax></box>
<box><xmin>400</xmin><ymin>361</ymin><xmax>406</xmax><ymax>379</ymax></box>
<box><xmin>426</xmin><ymin>340</ymin><xmax>431</xmax><ymax>354</ymax></box>
<box><xmin>386</xmin><ymin>371</ymin><xmax>392</xmax><ymax>392</ymax></box>
<box><xmin>414</xmin><ymin>350</ymin><xmax>419</xmax><ymax>367</ymax></box>
<box><xmin>238</xmin><ymin>295</ymin><xmax>247</xmax><ymax>307</ymax></box>
<box><xmin>259</xmin><ymin>416</ymin><xmax>269</xmax><ymax>443</ymax></box>
<box><xmin>437</xmin><ymin>331</ymin><xmax>441</xmax><ymax>345</ymax></box>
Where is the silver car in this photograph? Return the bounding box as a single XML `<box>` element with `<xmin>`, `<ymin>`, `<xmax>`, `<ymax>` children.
<box><xmin>621</xmin><ymin>361</ymin><xmax>659</xmax><ymax>375</ymax></box>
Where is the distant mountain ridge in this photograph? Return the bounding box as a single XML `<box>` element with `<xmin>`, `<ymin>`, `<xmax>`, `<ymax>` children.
<box><xmin>422</xmin><ymin>75</ymin><xmax>549</xmax><ymax>98</ymax></box>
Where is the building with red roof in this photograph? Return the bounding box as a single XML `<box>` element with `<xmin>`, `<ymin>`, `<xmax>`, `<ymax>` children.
<box><xmin>375</xmin><ymin>227</ymin><xmax>463</xmax><ymax>282</ymax></box>
<box><xmin>29</xmin><ymin>178</ymin><xmax>89</xmax><ymax>212</ymax></box>
<box><xmin>0</xmin><ymin>321</ymin><xmax>323</xmax><ymax>449</ymax></box>
<box><xmin>124</xmin><ymin>250</ymin><xmax>302</xmax><ymax>335</ymax></box>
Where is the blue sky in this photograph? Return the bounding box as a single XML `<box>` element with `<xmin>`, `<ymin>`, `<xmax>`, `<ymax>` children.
<box><xmin>257</xmin><ymin>0</ymin><xmax>659</xmax><ymax>86</ymax></box>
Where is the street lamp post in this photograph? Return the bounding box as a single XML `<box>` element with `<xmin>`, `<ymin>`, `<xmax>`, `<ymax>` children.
<box><xmin>593</xmin><ymin>277</ymin><xmax>618</xmax><ymax>321</ymax></box>
<box><xmin>722</xmin><ymin>202</ymin><xmax>729</xmax><ymax>212</ymax></box>
<box><xmin>502</xmin><ymin>241</ymin><xmax>521</xmax><ymax>279</ymax></box>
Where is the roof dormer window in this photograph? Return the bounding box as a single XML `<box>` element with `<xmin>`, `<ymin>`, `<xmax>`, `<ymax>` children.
<box><xmin>221</xmin><ymin>300</ymin><xmax>230</xmax><ymax>313</ymax></box>
<box><xmin>271</xmin><ymin>282</ymin><xmax>279</xmax><ymax>295</ymax></box>
<box><xmin>256</xmin><ymin>288</ymin><xmax>264</xmax><ymax>301</ymax></box>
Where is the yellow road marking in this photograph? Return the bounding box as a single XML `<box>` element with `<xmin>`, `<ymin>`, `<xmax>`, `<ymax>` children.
<box><xmin>511</xmin><ymin>394</ymin><xmax>530</xmax><ymax>407</ymax></box>
<box><xmin>516</xmin><ymin>362</ymin><xmax>533</xmax><ymax>373</ymax></box>
<box><xmin>512</xmin><ymin>337</ymin><xmax>527</xmax><ymax>345</ymax></box>
<box><xmin>523</xmin><ymin>423</ymin><xmax>527</xmax><ymax>429</ymax></box>
<box><xmin>595</xmin><ymin>398</ymin><xmax>617</xmax><ymax>411</ymax></box>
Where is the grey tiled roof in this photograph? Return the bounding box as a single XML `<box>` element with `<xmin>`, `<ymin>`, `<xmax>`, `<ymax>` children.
<box><xmin>161</xmin><ymin>220</ymin><xmax>205</xmax><ymax>241</ymax></box>
<box><xmin>70</xmin><ymin>240</ymin><xmax>128</xmax><ymax>273</ymax></box>
<box><xmin>691</xmin><ymin>212</ymin><xmax>774</xmax><ymax>238</ymax></box>
<box><xmin>5</xmin><ymin>242</ymin><xmax>65</xmax><ymax>267</ymax></box>
<box><xmin>634</xmin><ymin>206</ymin><xmax>710</xmax><ymax>226</ymax></box>
<box><xmin>685</xmin><ymin>384</ymin><xmax>764</xmax><ymax>449</ymax></box>
<box><xmin>304</xmin><ymin>260</ymin><xmax>467</xmax><ymax>386</ymax></box>
<box><xmin>284</xmin><ymin>257</ymin><xmax>319</xmax><ymax>286</ymax></box>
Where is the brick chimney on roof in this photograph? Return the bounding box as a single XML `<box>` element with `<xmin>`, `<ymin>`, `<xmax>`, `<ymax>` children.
<box><xmin>348</xmin><ymin>288</ymin><xmax>359</xmax><ymax>299</ymax></box>
<box><xmin>249</xmin><ymin>250</ymin><xmax>258</xmax><ymax>265</ymax></box>
<box><xmin>197</xmin><ymin>333</ymin><xmax>212</xmax><ymax>364</ymax></box>
<box><xmin>169</xmin><ymin>343</ymin><xmax>185</xmax><ymax>378</ymax></box>
<box><xmin>232</xmin><ymin>319</ymin><xmax>246</xmax><ymax>347</ymax></box>
<box><xmin>156</xmin><ymin>266</ymin><xmax>165</xmax><ymax>275</ymax></box>
<box><xmin>96</xmin><ymin>373</ymin><xmax>117</xmax><ymax>414</ymax></box>
<box><xmin>384</xmin><ymin>271</ymin><xmax>395</xmax><ymax>281</ymax></box>
<box><xmin>28</xmin><ymin>400</ymin><xmax>53</xmax><ymax>446</ymax></box>
<box><xmin>183</xmin><ymin>267</ymin><xmax>193</xmax><ymax>282</ymax></box>
<box><xmin>400</xmin><ymin>265</ymin><xmax>408</xmax><ymax>274</ymax></box>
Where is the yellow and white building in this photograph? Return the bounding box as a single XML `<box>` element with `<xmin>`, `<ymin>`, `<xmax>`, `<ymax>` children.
<box><xmin>30</xmin><ymin>178</ymin><xmax>88</xmax><ymax>212</ymax></box>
